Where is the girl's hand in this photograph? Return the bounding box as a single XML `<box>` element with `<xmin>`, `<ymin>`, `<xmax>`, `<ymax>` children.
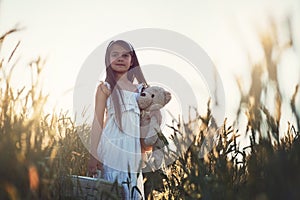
<box><xmin>88</xmin><ymin>155</ymin><xmax>102</xmax><ymax>177</ymax></box>
<box><xmin>150</xmin><ymin>110</ymin><xmax>162</xmax><ymax>125</ymax></box>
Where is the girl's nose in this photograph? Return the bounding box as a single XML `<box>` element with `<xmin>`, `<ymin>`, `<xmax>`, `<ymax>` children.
<box><xmin>117</xmin><ymin>56</ymin><xmax>124</xmax><ymax>62</ymax></box>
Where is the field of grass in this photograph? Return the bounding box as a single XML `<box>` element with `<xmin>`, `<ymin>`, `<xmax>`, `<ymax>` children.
<box><xmin>1</xmin><ymin>18</ymin><xmax>300</xmax><ymax>200</ymax></box>
<box><xmin>0</xmin><ymin>28</ymin><xmax>91</xmax><ymax>199</ymax></box>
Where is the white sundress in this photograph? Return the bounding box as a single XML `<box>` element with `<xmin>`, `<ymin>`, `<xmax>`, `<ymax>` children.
<box><xmin>97</xmin><ymin>82</ymin><xmax>144</xmax><ymax>200</ymax></box>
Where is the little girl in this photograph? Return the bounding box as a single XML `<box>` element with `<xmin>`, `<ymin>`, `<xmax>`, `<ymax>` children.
<box><xmin>88</xmin><ymin>40</ymin><xmax>148</xmax><ymax>199</ymax></box>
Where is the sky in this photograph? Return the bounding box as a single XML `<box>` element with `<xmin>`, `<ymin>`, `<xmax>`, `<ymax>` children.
<box><xmin>0</xmin><ymin>0</ymin><xmax>299</xmax><ymax>129</ymax></box>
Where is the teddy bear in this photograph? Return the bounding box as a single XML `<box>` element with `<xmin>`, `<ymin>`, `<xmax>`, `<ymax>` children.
<box><xmin>137</xmin><ymin>85</ymin><xmax>171</xmax><ymax>170</ymax></box>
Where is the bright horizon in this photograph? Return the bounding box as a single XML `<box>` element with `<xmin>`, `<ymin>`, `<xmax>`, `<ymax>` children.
<box><xmin>0</xmin><ymin>0</ymin><xmax>299</xmax><ymax>130</ymax></box>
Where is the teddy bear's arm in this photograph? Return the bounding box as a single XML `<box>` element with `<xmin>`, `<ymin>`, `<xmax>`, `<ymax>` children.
<box><xmin>144</xmin><ymin>116</ymin><xmax>160</xmax><ymax>146</ymax></box>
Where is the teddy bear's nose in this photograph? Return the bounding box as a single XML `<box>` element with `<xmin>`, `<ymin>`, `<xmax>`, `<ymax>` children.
<box><xmin>141</xmin><ymin>92</ymin><xmax>146</xmax><ymax>96</ymax></box>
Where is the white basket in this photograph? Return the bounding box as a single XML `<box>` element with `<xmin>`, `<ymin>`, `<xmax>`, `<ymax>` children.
<box><xmin>62</xmin><ymin>174</ymin><xmax>125</xmax><ymax>199</ymax></box>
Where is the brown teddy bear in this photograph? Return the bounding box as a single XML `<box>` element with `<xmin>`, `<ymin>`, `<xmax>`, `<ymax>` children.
<box><xmin>137</xmin><ymin>85</ymin><xmax>171</xmax><ymax>170</ymax></box>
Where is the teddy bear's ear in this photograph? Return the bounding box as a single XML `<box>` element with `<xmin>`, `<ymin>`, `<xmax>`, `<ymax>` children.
<box><xmin>164</xmin><ymin>91</ymin><xmax>171</xmax><ymax>104</ymax></box>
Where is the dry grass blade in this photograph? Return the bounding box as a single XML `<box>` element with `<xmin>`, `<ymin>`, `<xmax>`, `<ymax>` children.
<box><xmin>0</xmin><ymin>27</ymin><xmax>20</xmax><ymax>42</ymax></box>
<box><xmin>290</xmin><ymin>84</ymin><xmax>300</xmax><ymax>131</ymax></box>
<box><xmin>8</xmin><ymin>41</ymin><xmax>20</xmax><ymax>63</ymax></box>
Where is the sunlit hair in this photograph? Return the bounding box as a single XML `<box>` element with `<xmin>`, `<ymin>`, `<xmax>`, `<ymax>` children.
<box><xmin>104</xmin><ymin>40</ymin><xmax>147</xmax><ymax>131</ymax></box>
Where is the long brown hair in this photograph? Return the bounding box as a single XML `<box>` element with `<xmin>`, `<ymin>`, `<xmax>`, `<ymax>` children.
<box><xmin>104</xmin><ymin>40</ymin><xmax>147</xmax><ymax>131</ymax></box>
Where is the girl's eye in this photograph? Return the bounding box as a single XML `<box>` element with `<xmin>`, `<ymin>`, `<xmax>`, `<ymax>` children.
<box><xmin>151</xmin><ymin>94</ymin><xmax>155</xmax><ymax>98</ymax></box>
<box><xmin>111</xmin><ymin>53</ymin><xmax>118</xmax><ymax>58</ymax></box>
<box><xmin>122</xmin><ymin>53</ymin><xmax>130</xmax><ymax>58</ymax></box>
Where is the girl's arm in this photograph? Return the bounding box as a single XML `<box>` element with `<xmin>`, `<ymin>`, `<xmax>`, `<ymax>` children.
<box><xmin>91</xmin><ymin>82</ymin><xmax>110</xmax><ymax>155</ymax></box>
<box><xmin>88</xmin><ymin>82</ymin><xmax>110</xmax><ymax>175</ymax></box>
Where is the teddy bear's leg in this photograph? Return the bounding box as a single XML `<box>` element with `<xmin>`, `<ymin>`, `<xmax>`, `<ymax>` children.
<box><xmin>155</xmin><ymin>137</ymin><xmax>166</xmax><ymax>149</ymax></box>
<box><xmin>144</xmin><ymin>134</ymin><xmax>158</xmax><ymax>146</ymax></box>
<box><xmin>152</xmin><ymin>150</ymin><xmax>164</xmax><ymax>169</ymax></box>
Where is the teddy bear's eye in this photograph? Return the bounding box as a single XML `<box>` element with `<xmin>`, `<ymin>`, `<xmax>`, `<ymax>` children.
<box><xmin>141</xmin><ymin>92</ymin><xmax>146</xmax><ymax>97</ymax></box>
<box><xmin>151</xmin><ymin>94</ymin><xmax>155</xmax><ymax>98</ymax></box>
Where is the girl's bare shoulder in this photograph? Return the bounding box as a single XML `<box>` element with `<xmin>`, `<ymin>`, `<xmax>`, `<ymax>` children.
<box><xmin>97</xmin><ymin>81</ymin><xmax>111</xmax><ymax>96</ymax></box>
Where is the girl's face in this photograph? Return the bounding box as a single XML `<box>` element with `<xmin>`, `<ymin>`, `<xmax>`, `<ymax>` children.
<box><xmin>109</xmin><ymin>44</ymin><xmax>133</xmax><ymax>74</ymax></box>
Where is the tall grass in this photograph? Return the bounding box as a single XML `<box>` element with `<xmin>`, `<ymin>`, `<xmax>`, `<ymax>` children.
<box><xmin>146</xmin><ymin>17</ymin><xmax>300</xmax><ymax>200</ymax></box>
<box><xmin>0</xmin><ymin>28</ymin><xmax>89</xmax><ymax>199</ymax></box>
